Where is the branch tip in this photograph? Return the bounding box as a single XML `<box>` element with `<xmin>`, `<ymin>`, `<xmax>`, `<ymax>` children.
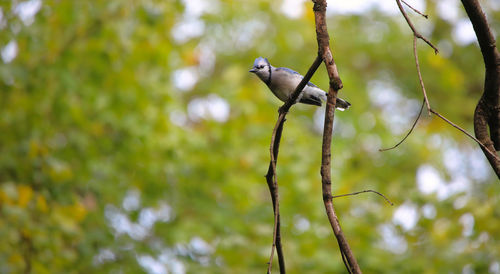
<box><xmin>380</xmin><ymin>98</ymin><xmax>425</xmax><ymax>152</ymax></box>
<box><xmin>332</xmin><ymin>190</ymin><xmax>394</xmax><ymax>206</ymax></box>
<box><xmin>402</xmin><ymin>0</ymin><xmax>429</xmax><ymax>18</ymax></box>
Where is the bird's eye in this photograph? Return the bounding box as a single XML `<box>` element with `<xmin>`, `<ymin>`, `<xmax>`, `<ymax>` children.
<box><xmin>259</xmin><ymin>65</ymin><xmax>264</xmax><ymax>69</ymax></box>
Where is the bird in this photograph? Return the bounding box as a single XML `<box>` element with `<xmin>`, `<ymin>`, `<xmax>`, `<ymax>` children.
<box><xmin>249</xmin><ymin>57</ymin><xmax>351</xmax><ymax>110</ymax></box>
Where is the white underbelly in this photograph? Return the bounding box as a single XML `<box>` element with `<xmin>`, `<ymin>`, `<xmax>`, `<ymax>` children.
<box><xmin>270</xmin><ymin>79</ymin><xmax>302</xmax><ymax>102</ymax></box>
<box><xmin>271</xmin><ymin>87</ymin><xmax>291</xmax><ymax>102</ymax></box>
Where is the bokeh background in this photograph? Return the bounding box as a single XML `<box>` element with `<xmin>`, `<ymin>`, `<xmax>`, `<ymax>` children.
<box><xmin>1</xmin><ymin>0</ymin><xmax>500</xmax><ymax>273</ymax></box>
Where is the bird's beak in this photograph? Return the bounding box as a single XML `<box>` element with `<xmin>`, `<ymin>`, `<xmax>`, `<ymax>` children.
<box><xmin>249</xmin><ymin>68</ymin><xmax>257</xmax><ymax>73</ymax></box>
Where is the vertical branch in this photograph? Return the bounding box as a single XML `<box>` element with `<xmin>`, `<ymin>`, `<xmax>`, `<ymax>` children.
<box><xmin>460</xmin><ymin>0</ymin><xmax>500</xmax><ymax>178</ymax></box>
<box><xmin>265</xmin><ymin>113</ymin><xmax>286</xmax><ymax>274</ymax></box>
<box><xmin>411</xmin><ymin>36</ymin><xmax>432</xmax><ymax>115</ymax></box>
<box><xmin>313</xmin><ymin>0</ymin><xmax>362</xmax><ymax>273</ymax></box>
<box><xmin>265</xmin><ymin>56</ymin><xmax>323</xmax><ymax>273</ymax></box>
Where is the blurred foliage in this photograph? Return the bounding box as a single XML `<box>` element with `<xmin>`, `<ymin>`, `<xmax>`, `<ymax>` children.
<box><xmin>0</xmin><ymin>0</ymin><xmax>499</xmax><ymax>273</ymax></box>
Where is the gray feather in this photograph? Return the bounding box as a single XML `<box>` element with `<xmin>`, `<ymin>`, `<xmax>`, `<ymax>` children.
<box><xmin>276</xmin><ymin>67</ymin><xmax>318</xmax><ymax>88</ymax></box>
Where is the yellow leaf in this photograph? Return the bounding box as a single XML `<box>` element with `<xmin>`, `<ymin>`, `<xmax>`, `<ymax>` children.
<box><xmin>71</xmin><ymin>202</ymin><xmax>88</xmax><ymax>222</ymax></box>
<box><xmin>17</xmin><ymin>185</ymin><xmax>33</xmax><ymax>208</ymax></box>
<box><xmin>36</xmin><ymin>195</ymin><xmax>49</xmax><ymax>213</ymax></box>
<box><xmin>0</xmin><ymin>189</ymin><xmax>9</xmax><ymax>205</ymax></box>
<box><xmin>305</xmin><ymin>3</ymin><xmax>315</xmax><ymax>21</ymax></box>
<box><xmin>29</xmin><ymin>140</ymin><xmax>39</xmax><ymax>159</ymax></box>
<box><xmin>29</xmin><ymin>140</ymin><xmax>48</xmax><ymax>158</ymax></box>
<box><xmin>8</xmin><ymin>253</ymin><xmax>22</xmax><ymax>264</ymax></box>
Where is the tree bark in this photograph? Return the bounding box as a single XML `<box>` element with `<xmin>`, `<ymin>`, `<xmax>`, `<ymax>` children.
<box><xmin>461</xmin><ymin>0</ymin><xmax>500</xmax><ymax>178</ymax></box>
<box><xmin>313</xmin><ymin>0</ymin><xmax>362</xmax><ymax>273</ymax></box>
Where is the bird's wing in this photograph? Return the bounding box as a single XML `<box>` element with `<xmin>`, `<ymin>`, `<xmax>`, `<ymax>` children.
<box><xmin>275</xmin><ymin>67</ymin><xmax>318</xmax><ymax>88</ymax></box>
<box><xmin>299</xmin><ymin>95</ymin><xmax>322</xmax><ymax>106</ymax></box>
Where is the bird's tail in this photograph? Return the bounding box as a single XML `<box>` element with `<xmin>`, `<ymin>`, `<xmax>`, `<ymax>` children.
<box><xmin>323</xmin><ymin>93</ymin><xmax>351</xmax><ymax>111</ymax></box>
<box><xmin>335</xmin><ymin>97</ymin><xmax>351</xmax><ymax>111</ymax></box>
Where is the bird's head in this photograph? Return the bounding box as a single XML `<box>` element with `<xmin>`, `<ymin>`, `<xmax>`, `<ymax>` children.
<box><xmin>249</xmin><ymin>57</ymin><xmax>271</xmax><ymax>81</ymax></box>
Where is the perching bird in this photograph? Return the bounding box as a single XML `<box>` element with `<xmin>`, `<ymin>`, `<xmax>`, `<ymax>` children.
<box><xmin>249</xmin><ymin>57</ymin><xmax>351</xmax><ymax>110</ymax></box>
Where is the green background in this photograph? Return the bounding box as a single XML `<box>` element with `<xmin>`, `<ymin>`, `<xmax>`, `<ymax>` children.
<box><xmin>1</xmin><ymin>0</ymin><xmax>499</xmax><ymax>273</ymax></box>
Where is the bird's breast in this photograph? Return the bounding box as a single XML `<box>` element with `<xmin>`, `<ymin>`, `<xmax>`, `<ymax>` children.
<box><xmin>269</xmin><ymin>73</ymin><xmax>303</xmax><ymax>102</ymax></box>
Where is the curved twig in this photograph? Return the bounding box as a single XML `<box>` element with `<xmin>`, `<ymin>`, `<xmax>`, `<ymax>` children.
<box><xmin>332</xmin><ymin>189</ymin><xmax>394</xmax><ymax>206</ymax></box>
<box><xmin>401</xmin><ymin>0</ymin><xmax>428</xmax><ymax>18</ymax></box>
<box><xmin>380</xmin><ymin>98</ymin><xmax>424</xmax><ymax>151</ymax></box>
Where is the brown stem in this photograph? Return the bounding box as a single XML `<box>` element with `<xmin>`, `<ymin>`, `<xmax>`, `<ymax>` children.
<box><xmin>332</xmin><ymin>190</ymin><xmax>394</xmax><ymax>206</ymax></box>
<box><xmin>430</xmin><ymin>109</ymin><xmax>500</xmax><ymax>165</ymax></box>
<box><xmin>412</xmin><ymin>36</ymin><xmax>432</xmax><ymax>114</ymax></box>
<box><xmin>396</xmin><ymin>0</ymin><xmax>500</xmax><ymax>178</ymax></box>
<box><xmin>460</xmin><ymin>0</ymin><xmax>500</xmax><ymax>178</ymax></box>
<box><xmin>265</xmin><ymin>56</ymin><xmax>323</xmax><ymax>273</ymax></box>
<box><xmin>380</xmin><ymin>99</ymin><xmax>424</xmax><ymax>151</ymax></box>
<box><xmin>266</xmin><ymin>113</ymin><xmax>286</xmax><ymax>274</ymax></box>
<box><xmin>401</xmin><ymin>0</ymin><xmax>428</xmax><ymax>18</ymax></box>
<box><xmin>313</xmin><ymin>0</ymin><xmax>362</xmax><ymax>273</ymax></box>
<box><xmin>395</xmin><ymin>0</ymin><xmax>438</xmax><ymax>54</ymax></box>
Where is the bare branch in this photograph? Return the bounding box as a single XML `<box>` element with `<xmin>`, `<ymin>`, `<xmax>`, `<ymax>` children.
<box><xmin>401</xmin><ymin>0</ymin><xmax>428</xmax><ymax>18</ymax></box>
<box><xmin>314</xmin><ymin>0</ymin><xmax>361</xmax><ymax>273</ymax></box>
<box><xmin>395</xmin><ymin>0</ymin><xmax>500</xmax><ymax>175</ymax></box>
<box><xmin>430</xmin><ymin>109</ymin><xmax>500</xmax><ymax>162</ymax></box>
<box><xmin>380</xmin><ymin>99</ymin><xmax>424</xmax><ymax>151</ymax></box>
<box><xmin>265</xmin><ymin>56</ymin><xmax>323</xmax><ymax>273</ymax></box>
<box><xmin>266</xmin><ymin>113</ymin><xmax>285</xmax><ymax>274</ymax></box>
<box><xmin>396</xmin><ymin>0</ymin><xmax>438</xmax><ymax>54</ymax></box>
<box><xmin>332</xmin><ymin>190</ymin><xmax>394</xmax><ymax>206</ymax></box>
<box><xmin>460</xmin><ymin>0</ymin><xmax>500</xmax><ymax>178</ymax></box>
<box><xmin>412</xmin><ymin>36</ymin><xmax>432</xmax><ymax>114</ymax></box>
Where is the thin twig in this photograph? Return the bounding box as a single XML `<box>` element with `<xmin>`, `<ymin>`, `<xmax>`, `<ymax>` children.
<box><xmin>340</xmin><ymin>249</ymin><xmax>352</xmax><ymax>274</ymax></box>
<box><xmin>412</xmin><ymin>36</ymin><xmax>432</xmax><ymax>114</ymax></box>
<box><xmin>430</xmin><ymin>109</ymin><xmax>500</xmax><ymax>161</ymax></box>
<box><xmin>332</xmin><ymin>190</ymin><xmax>394</xmax><ymax>206</ymax></box>
<box><xmin>380</xmin><ymin>98</ymin><xmax>424</xmax><ymax>151</ymax></box>
<box><xmin>396</xmin><ymin>0</ymin><xmax>438</xmax><ymax>54</ymax></box>
<box><xmin>402</xmin><ymin>0</ymin><xmax>428</xmax><ymax>18</ymax></box>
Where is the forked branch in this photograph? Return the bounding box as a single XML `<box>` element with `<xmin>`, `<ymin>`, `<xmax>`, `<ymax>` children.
<box><xmin>391</xmin><ymin>0</ymin><xmax>500</xmax><ymax>178</ymax></box>
<box><xmin>460</xmin><ymin>0</ymin><xmax>500</xmax><ymax>178</ymax></box>
<box><xmin>265</xmin><ymin>56</ymin><xmax>323</xmax><ymax>273</ymax></box>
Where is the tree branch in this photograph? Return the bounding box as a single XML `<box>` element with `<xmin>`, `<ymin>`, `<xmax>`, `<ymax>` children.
<box><xmin>460</xmin><ymin>0</ymin><xmax>500</xmax><ymax>178</ymax></box>
<box><xmin>396</xmin><ymin>0</ymin><xmax>436</xmax><ymax>115</ymax></box>
<box><xmin>395</xmin><ymin>0</ymin><xmax>500</xmax><ymax>178</ymax></box>
<box><xmin>313</xmin><ymin>0</ymin><xmax>361</xmax><ymax>273</ymax></box>
<box><xmin>430</xmin><ymin>109</ymin><xmax>500</xmax><ymax>164</ymax></box>
<box><xmin>380</xmin><ymin>99</ymin><xmax>424</xmax><ymax>151</ymax></box>
<box><xmin>332</xmin><ymin>189</ymin><xmax>394</xmax><ymax>206</ymax></box>
<box><xmin>401</xmin><ymin>0</ymin><xmax>428</xmax><ymax>18</ymax></box>
<box><xmin>395</xmin><ymin>0</ymin><xmax>438</xmax><ymax>54</ymax></box>
<box><xmin>265</xmin><ymin>56</ymin><xmax>323</xmax><ymax>273</ymax></box>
